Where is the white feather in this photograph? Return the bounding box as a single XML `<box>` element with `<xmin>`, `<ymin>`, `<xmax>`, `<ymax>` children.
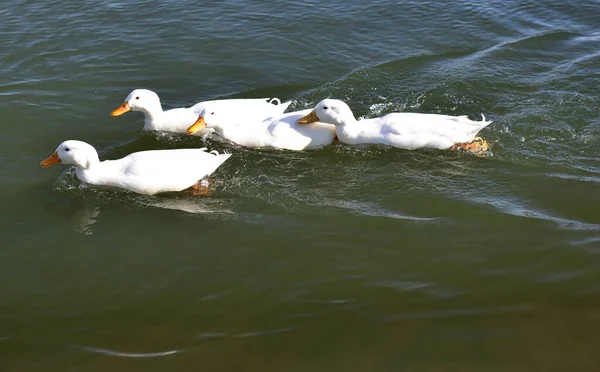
<box><xmin>197</xmin><ymin>107</ymin><xmax>337</xmax><ymax>151</ymax></box>
<box><xmin>307</xmin><ymin>99</ymin><xmax>493</xmax><ymax>150</ymax></box>
<box><xmin>46</xmin><ymin>140</ymin><xmax>231</xmax><ymax>195</ymax></box>
<box><xmin>112</xmin><ymin>89</ymin><xmax>293</xmax><ymax>136</ymax></box>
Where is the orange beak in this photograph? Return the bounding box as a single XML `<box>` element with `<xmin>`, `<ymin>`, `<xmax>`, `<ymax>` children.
<box><xmin>40</xmin><ymin>151</ymin><xmax>61</xmax><ymax>168</ymax></box>
<box><xmin>298</xmin><ymin>109</ymin><xmax>319</xmax><ymax>124</ymax></box>
<box><xmin>187</xmin><ymin>116</ymin><xmax>206</xmax><ymax>135</ymax></box>
<box><xmin>110</xmin><ymin>102</ymin><xmax>131</xmax><ymax>116</ymax></box>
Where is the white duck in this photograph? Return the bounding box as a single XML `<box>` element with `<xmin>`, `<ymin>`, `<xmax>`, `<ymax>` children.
<box><xmin>186</xmin><ymin>106</ymin><xmax>336</xmax><ymax>151</ymax></box>
<box><xmin>298</xmin><ymin>99</ymin><xmax>493</xmax><ymax>151</ymax></box>
<box><xmin>40</xmin><ymin>140</ymin><xmax>230</xmax><ymax>195</ymax></box>
<box><xmin>110</xmin><ymin>89</ymin><xmax>293</xmax><ymax>136</ymax></box>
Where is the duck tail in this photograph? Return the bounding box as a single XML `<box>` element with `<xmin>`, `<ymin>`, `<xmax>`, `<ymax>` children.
<box><xmin>209</xmin><ymin>149</ymin><xmax>232</xmax><ymax>161</ymax></box>
<box><xmin>268</xmin><ymin>97</ymin><xmax>294</xmax><ymax>113</ymax></box>
<box><xmin>472</xmin><ymin>114</ymin><xmax>493</xmax><ymax>133</ymax></box>
<box><xmin>466</xmin><ymin>113</ymin><xmax>493</xmax><ymax>139</ymax></box>
<box><xmin>199</xmin><ymin>147</ymin><xmax>229</xmax><ymax>159</ymax></box>
<box><xmin>480</xmin><ymin>113</ymin><xmax>493</xmax><ymax>126</ymax></box>
<box><xmin>278</xmin><ymin>99</ymin><xmax>294</xmax><ymax>113</ymax></box>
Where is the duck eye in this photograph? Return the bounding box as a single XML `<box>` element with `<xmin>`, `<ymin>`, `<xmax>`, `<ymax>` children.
<box><xmin>211</xmin><ymin>112</ymin><xmax>214</xmax><ymax>115</ymax></box>
<box><xmin>323</xmin><ymin>106</ymin><xmax>329</xmax><ymax>110</ymax></box>
<box><xmin>135</xmin><ymin>96</ymin><xmax>140</xmax><ymax>100</ymax></box>
<box><xmin>65</xmin><ymin>148</ymin><xmax>70</xmax><ymax>152</ymax></box>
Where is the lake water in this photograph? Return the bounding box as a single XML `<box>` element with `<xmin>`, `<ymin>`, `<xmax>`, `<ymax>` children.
<box><xmin>1</xmin><ymin>0</ymin><xmax>600</xmax><ymax>370</ymax></box>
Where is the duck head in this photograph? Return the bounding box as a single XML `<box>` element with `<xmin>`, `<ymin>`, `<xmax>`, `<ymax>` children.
<box><xmin>41</xmin><ymin>140</ymin><xmax>100</xmax><ymax>169</ymax></box>
<box><xmin>298</xmin><ymin>99</ymin><xmax>355</xmax><ymax>126</ymax></box>
<box><xmin>186</xmin><ymin>109</ymin><xmax>216</xmax><ymax>135</ymax></box>
<box><xmin>187</xmin><ymin>106</ymin><xmax>241</xmax><ymax>135</ymax></box>
<box><xmin>111</xmin><ymin>89</ymin><xmax>162</xmax><ymax>116</ymax></box>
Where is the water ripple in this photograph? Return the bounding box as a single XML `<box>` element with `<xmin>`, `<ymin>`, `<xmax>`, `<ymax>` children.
<box><xmin>74</xmin><ymin>345</ymin><xmax>182</xmax><ymax>358</ymax></box>
<box><xmin>369</xmin><ymin>280</ymin><xmax>432</xmax><ymax>292</ymax></box>
<box><xmin>196</xmin><ymin>325</ymin><xmax>299</xmax><ymax>339</ymax></box>
<box><xmin>474</xmin><ymin>196</ymin><xmax>600</xmax><ymax>232</ymax></box>
<box><xmin>383</xmin><ymin>303</ymin><xmax>535</xmax><ymax>321</ymax></box>
<box><xmin>316</xmin><ymin>199</ymin><xmax>445</xmax><ymax>222</ymax></box>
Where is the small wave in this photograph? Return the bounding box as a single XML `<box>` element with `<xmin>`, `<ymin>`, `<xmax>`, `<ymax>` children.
<box><xmin>368</xmin><ymin>280</ymin><xmax>470</xmax><ymax>300</ymax></box>
<box><xmin>318</xmin><ymin>199</ymin><xmax>444</xmax><ymax>222</ymax></box>
<box><xmin>196</xmin><ymin>325</ymin><xmax>299</xmax><ymax>339</ymax></box>
<box><xmin>306</xmin><ymin>298</ymin><xmax>356</xmax><ymax>305</ymax></box>
<box><xmin>354</xmin><ymin>208</ymin><xmax>443</xmax><ymax>221</ymax></box>
<box><xmin>285</xmin><ymin>301</ymin><xmax>379</xmax><ymax>320</ymax></box>
<box><xmin>474</xmin><ymin>196</ymin><xmax>600</xmax><ymax>232</ymax></box>
<box><xmin>197</xmin><ymin>289</ymin><xmax>233</xmax><ymax>302</ymax></box>
<box><xmin>234</xmin><ymin>326</ymin><xmax>299</xmax><ymax>338</ymax></box>
<box><xmin>544</xmin><ymin>172</ymin><xmax>600</xmax><ymax>184</ymax></box>
<box><xmin>196</xmin><ymin>332</ymin><xmax>228</xmax><ymax>339</ymax></box>
<box><xmin>383</xmin><ymin>303</ymin><xmax>535</xmax><ymax>321</ymax></box>
<box><xmin>569</xmin><ymin>235</ymin><xmax>600</xmax><ymax>248</ymax></box>
<box><xmin>369</xmin><ymin>280</ymin><xmax>432</xmax><ymax>292</ymax></box>
<box><xmin>536</xmin><ymin>271</ymin><xmax>580</xmax><ymax>283</ymax></box>
<box><xmin>372</xmin><ymin>49</ymin><xmax>476</xmax><ymax>71</ymax></box>
<box><xmin>483</xmin><ymin>30</ymin><xmax>583</xmax><ymax>56</ymax></box>
<box><xmin>74</xmin><ymin>345</ymin><xmax>182</xmax><ymax>358</ymax></box>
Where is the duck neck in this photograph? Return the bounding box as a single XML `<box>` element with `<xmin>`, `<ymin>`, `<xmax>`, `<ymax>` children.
<box><xmin>333</xmin><ymin>113</ymin><xmax>361</xmax><ymax>142</ymax></box>
<box><xmin>332</xmin><ymin>110</ymin><xmax>359</xmax><ymax>131</ymax></box>
<box><xmin>138</xmin><ymin>103</ymin><xmax>164</xmax><ymax>129</ymax></box>
<box><xmin>337</xmin><ymin>114</ymin><xmax>358</xmax><ymax>127</ymax></box>
<box><xmin>74</xmin><ymin>155</ymin><xmax>102</xmax><ymax>183</ymax></box>
<box><xmin>213</xmin><ymin>123</ymin><xmax>241</xmax><ymax>142</ymax></box>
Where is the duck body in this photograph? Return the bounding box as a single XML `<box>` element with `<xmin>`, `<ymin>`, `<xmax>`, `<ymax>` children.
<box><xmin>188</xmin><ymin>108</ymin><xmax>336</xmax><ymax>151</ymax></box>
<box><xmin>41</xmin><ymin>140</ymin><xmax>230</xmax><ymax>195</ymax></box>
<box><xmin>299</xmin><ymin>99</ymin><xmax>492</xmax><ymax>150</ymax></box>
<box><xmin>336</xmin><ymin>112</ymin><xmax>491</xmax><ymax>150</ymax></box>
<box><xmin>111</xmin><ymin>89</ymin><xmax>292</xmax><ymax>136</ymax></box>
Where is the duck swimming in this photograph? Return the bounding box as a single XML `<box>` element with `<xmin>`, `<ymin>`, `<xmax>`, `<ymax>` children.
<box><xmin>298</xmin><ymin>99</ymin><xmax>492</xmax><ymax>154</ymax></box>
<box><xmin>186</xmin><ymin>106</ymin><xmax>336</xmax><ymax>151</ymax></box>
<box><xmin>40</xmin><ymin>140</ymin><xmax>230</xmax><ymax>195</ymax></box>
<box><xmin>110</xmin><ymin>89</ymin><xmax>292</xmax><ymax>136</ymax></box>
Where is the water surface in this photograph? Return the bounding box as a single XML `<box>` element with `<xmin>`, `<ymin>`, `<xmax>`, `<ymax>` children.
<box><xmin>1</xmin><ymin>0</ymin><xmax>599</xmax><ymax>370</ymax></box>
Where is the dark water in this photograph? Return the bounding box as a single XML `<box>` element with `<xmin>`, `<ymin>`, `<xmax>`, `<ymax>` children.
<box><xmin>1</xmin><ymin>0</ymin><xmax>600</xmax><ymax>370</ymax></box>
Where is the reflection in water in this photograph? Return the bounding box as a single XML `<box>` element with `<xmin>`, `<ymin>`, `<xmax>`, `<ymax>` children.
<box><xmin>68</xmin><ymin>196</ymin><xmax>238</xmax><ymax>235</ymax></box>
<box><xmin>71</xmin><ymin>203</ymin><xmax>100</xmax><ymax>235</ymax></box>
<box><xmin>140</xmin><ymin>197</ymin><xmax>236</xmax><ymax>217</ymax></box>
<box><xmin>67</xmin><ymin>194</ymin><xmax>237</xmax><ymax>235</ymax></box>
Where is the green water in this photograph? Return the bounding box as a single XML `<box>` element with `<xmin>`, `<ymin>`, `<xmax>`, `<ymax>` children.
<box><xmin>1</xmin><ymin>0</ymin><xmax>599</xmax><ymax>370</ymax></box>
